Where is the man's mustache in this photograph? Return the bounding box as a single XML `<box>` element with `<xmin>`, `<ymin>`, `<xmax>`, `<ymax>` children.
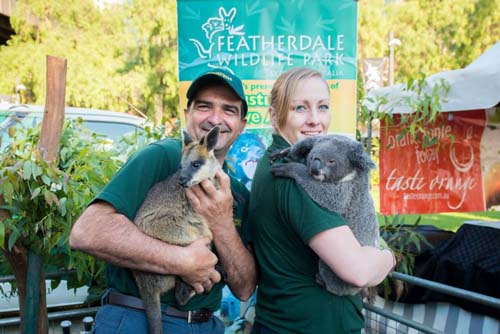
<box><xmin>200</xmin><ymin>121</ymin><xmax>230</xmax><ymax>133</ymax></box>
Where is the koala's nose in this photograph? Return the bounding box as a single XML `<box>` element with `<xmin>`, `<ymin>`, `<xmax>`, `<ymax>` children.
<box><xmin>310</xmin><ymin>158</ymin><xmax>322</xmax><ymax>175</ymax></box>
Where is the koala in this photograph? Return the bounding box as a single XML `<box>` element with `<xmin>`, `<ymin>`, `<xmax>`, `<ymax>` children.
<box><xmin>132</xmin><ymin>126</ymin><xmax>221</xmax><ymax>334</ymax></box>
<box><xmin>269</xmin><ymin>134</ymin><xmax>379</xmax><ymax>299</ymax></box>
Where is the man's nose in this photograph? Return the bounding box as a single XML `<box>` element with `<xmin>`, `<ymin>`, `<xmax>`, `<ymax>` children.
<box><xmin>208</xmin><ymin>109</ymin><xmax>227</xmax><ymax>126</ymax></box>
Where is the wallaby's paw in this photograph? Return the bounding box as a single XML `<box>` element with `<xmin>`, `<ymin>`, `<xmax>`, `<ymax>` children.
<box><xmin>362</xmin><ymin>287</ymin><xmax>377</xmax><ymax>304</ymax></box>
<box><xmin>315</xmin><ymin>273</ymin><xmax>326</xmax><ymax>288</ymax></box>
<box><xmin>175</xmin><ymin>279</ymin><xmax>196</xmax><ymax>306</ymax></box>
<box><xmin>215</xmin><ymin>263</ymin><xmax>227</xmax><ymax>281</ymax></box>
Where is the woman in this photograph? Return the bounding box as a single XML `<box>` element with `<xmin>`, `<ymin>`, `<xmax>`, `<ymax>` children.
<box><xmin>249</xmin><ymin>67</ymin><xmax>395</xmax><ymax>334</ymax></box>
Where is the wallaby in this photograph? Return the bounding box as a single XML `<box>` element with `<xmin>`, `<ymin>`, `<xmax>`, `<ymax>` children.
<box><xmin>132</xmin><ymin>126</ymin><xmax>221</xmax><ymax>334</ymax></box>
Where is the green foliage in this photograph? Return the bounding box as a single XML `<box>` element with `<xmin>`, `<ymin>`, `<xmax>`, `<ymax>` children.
<box><xmin>359</xmin><ymin>71</ymin><xmax>451</xmax><ymax>156</ymax></box>
<box><xmin>1</xmin><ymin>0</ymin><xmax>130</xmax><ymax>110</ymax></box>
<box><xmin>0</xmin><ymin>120</ymin><xmax>122</xmax><ymax>285</ymax></box>
<box><xmin>0</xmin><ymin>117</ymin><xmax>170</xmax><ymax>294</ymax></box>
<box><xmin>379</xmin><ymin>215</ymin><xmax>433</xmax><ymax>299</ymax></box>
<box><xmin>120</xmin><ymin>0</ymin><xmax>179</xmax><ymax>123</ymax></box>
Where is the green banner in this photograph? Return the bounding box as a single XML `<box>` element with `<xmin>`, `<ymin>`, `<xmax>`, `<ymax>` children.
<box><xmin>178</xmin><ymin>0</ymin><xmax>357</xmax><ymax>81</ymax></box>
<box><xmin>178</xmin><ymin>0</ymin><xmax>358</xmax><ymax>134</ymax></box>
<box><xmin>177</xmin><ymin>0</ymin><xmax>358</xmax><ymax>189</ymax></box>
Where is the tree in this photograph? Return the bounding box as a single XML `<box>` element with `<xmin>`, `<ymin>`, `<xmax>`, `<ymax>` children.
<box><xmin>119</xmin><ymin>0</ymin><xmax>179</xmax><ymax>124</ymax></box>
<box><xmin>358</xmin><ymin>0</ymin><xmax>500</xmax><ymax>83</ymax></box>
<box><xmin>0</xmin><ymin>0</ymin><xmax>180</xmax><ymax>126</ymax></box>
<box><xmin>0</xmin><ymin>0</ymin><xmax>130</xmax><ymax>111</ymax></box>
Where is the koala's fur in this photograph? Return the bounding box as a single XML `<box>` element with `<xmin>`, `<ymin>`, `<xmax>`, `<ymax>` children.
<box><xmin>270</xmin><ymin>134</ymin><xmax>379</xmax><ymax>298</ymax></box>
<box><xmin>132</xmin><ymin>127</ymin><xmax>221</xmax><ymax>334</ymax></box>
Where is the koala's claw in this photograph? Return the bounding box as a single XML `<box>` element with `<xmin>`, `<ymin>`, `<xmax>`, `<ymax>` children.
<box><xmin>270</xmin><ymin>164</ymin><xmax>290</xmax><ymax>178</ymax></box>
<box><xmin>269</xmin><ymin>148</ymin><xmax>291</xmax><ymax>164</ymax></box>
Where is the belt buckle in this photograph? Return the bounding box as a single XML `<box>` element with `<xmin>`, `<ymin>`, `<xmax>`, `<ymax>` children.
<box><xmin>187</xmin><ymin>310</ymin><xmax>192</xmax><ymax>323</ymax></box>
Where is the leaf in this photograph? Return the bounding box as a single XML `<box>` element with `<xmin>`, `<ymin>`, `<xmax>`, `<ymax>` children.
<box><xmin>51</xmin><ymin>278</ymin><xmax>62</xmax><ymax>290</ymax></box>
<box><xmin>0</xmin><ymin>223</ymin><xmax>5</xmax><ymax>250</ymax></box>
<box><xmin>23</xmin><ymin>160</ymin><xmax>33</xmax><ymax>180</ymax></box>
<box><xmin>41</xmin><ymin>174</ymin><xmax>51</xmax><ymax>185</ymax></box>
<box><xmin>8</xmin><ymin>229</ymin><xmax>20</xmax><ymax>251</ymax></box>
<box><xmin>32</xmin><ymin>164</ymin><xmax>43</xmax><ymax>179</ymax></box>
<box><xmin>0</xmin><ymin>205</ymin><xmax>21</xmax><ymax>215</ymax></box>
<box><xmin>31</xmin><ymin>187</ymin><xmax>42</xmax><ymax>200</ymax></box>
<box><xmin>2</xmin><ymin>182</ymin><xmax>14</xmax><ymax>203</ymax></box>
<box><xmin>43</xmin><ymin>190</ymin><xmax>60</xmax><ymax>207</ymax></box>
<box><xmin>59</xmin><ymin>197</ymin><xmax>67</xmax><ymax>216</ymax></box>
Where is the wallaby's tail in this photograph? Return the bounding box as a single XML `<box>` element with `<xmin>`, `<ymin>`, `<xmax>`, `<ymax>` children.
<box><xmin>135</xmin><ymin>275</ymin><xmax>164</xmax><ymax>334</ymax></box>
<box><xmin>142</xmin><ymin>289</ymin><xmax>163</xmax><ymax>334</ymax></box>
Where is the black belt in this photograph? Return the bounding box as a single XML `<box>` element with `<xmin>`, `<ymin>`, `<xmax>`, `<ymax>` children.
<box><xmin>106</xmin><ymin>290</ymin><xmax>213</xmax><ymax>323</ymax></box>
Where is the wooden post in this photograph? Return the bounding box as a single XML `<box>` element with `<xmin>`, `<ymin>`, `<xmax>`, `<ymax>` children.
<box><xmin>22</xmin><ymin>55</ymin><xmax>67</xmax><ymax>334</ymax></box>
<box><xmin>37</xmin><ymin>56</ymin><xmax>67</xmax><ymax>162</ymax></box>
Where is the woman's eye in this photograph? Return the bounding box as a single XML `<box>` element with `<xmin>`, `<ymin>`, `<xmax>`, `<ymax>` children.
<box><xmin>294</xmin><ymin>105</ymin><xmax>306</xmax><ymax>112</ymax></box>
<box><xmin>319</xmin><ymin>105</ymin><xmax>330</xmax><ymax>111</ymax></box>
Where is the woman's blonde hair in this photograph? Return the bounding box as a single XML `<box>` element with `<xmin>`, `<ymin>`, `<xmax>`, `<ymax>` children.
<box><xmin>269</xmin><ymin>67</ymin><xmax>328</xmax><ymax>130</ymax></box>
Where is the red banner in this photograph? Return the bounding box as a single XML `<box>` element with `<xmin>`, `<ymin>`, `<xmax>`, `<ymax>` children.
<box><xmin>379</xmin><ymin>109</ymin><xmax>496</xmax><ymax>214</ymax></box>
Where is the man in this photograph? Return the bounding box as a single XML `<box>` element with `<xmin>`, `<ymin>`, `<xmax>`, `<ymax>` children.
<box><xmin>69</xmin><ymin>69</ymin><xmax>256</xmax><ymax>334</ymax></box>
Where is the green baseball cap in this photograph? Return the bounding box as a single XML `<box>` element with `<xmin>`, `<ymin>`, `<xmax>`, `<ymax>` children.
<box><xmin>186</xmin><ymin>69</ymin><xmax>248</xmax><ymax>117</ymax></box>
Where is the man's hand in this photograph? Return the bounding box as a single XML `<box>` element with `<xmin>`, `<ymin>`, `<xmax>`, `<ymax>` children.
<box><xmin>185</xmin><ymin>170</ymin><xmax>234</xmax><ymax>235</ymax></box>
<box><xmin>178</xmin><ymin>238</ymin><xmax>221</xmax><ymax>294</ymax></box>
<box><xmin>186</xmin><ymin>170</ymin><xmax>257</xmax><ymax>301</ymax></box>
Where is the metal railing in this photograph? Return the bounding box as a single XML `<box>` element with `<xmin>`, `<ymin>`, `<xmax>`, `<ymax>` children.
<box><xmin>1</xmin><ymin>270</ymin><xmax>498</xmax><ymax>333</ymax></box>
<box><xmin>363</xmin><ymin>271</ymin><xmax>500</xmax><ymax>334</ymax></box>
<box><xmin>391</xmin><ymin>272</ymin><xmax>500</xmax><ymax>311</ymax></box>
<box><xmin>0</xmin><ymin>270</ymin><xmax>77</xmax><ymax>283</ymax></box>
<box><xmin>0</xmin><ymin>269</ymin><xmax>94</xmax><ymax>332</ymax></box>
<box><xmin>0</xmin><ymin>307</ymin><xmax>98</xmax><ymax>327</ymax></box>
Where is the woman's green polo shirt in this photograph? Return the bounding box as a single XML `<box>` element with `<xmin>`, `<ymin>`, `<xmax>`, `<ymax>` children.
<box><xmin>94</xmin><ymin>138</ymin><xmax>249</xmax><ymax>312</ymax></box>
<box><xmin>249</xmin><ymin>135</ymin><xmax>364</xmax><ymax>334</ymax></box>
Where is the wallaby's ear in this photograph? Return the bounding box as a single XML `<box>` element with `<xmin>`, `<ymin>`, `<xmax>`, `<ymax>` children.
<box><xmin>349</xmin><ymin>141</ymin><xmax>376</xmax><ymax>173</ymax></box>
<box><xmin>203</xmin><ymin>126</ymin><xmax>220</xmax><ymax>151</ymax></box>
<box><xmin>183</xmin><ymin>130</ymin><xmax>193</xmax><ymax>146</ymax></box>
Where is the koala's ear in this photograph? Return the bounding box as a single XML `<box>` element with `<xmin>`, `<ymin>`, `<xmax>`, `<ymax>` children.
<box><xmin>349</xmin><ymin>142</ymin><xmax>376</xmax><ymax>173</ymax></box>
<box><xmin>203</xmin><ymin>126</ymin><xmax>220</xmax><ymax>151</ymax></box>
<box><xmin>292</xmin><ymin>136</ymin><xmax>320</xmax><ymax>160</ymax></box>
<box><xmin>183</xmin><ymin>130</ymin><xmax>193</xmax><ymax>146</ymax></box>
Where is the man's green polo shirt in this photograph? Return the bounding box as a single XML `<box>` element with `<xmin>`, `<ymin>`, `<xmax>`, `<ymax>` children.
<box><xmin>249</xmin><ymin>135</ymin><xmax>364</xmax><ymax>334</ymax></box>
<box><xmin>94</xmin><ymin>138</ymin><xmax>249</xmax><ymax>312</ymax></box>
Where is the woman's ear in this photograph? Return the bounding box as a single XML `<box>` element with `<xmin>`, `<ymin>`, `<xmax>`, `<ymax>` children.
<box><xmin>269</xmin><ymin>106</ymin><xmax>278</xmax><ymax>129</ymax></box>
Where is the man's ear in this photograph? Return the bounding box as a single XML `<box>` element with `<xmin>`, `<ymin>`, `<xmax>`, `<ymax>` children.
<box><xmin>183</xmin><ymin>107</ymin><xmax>188</xmax><ymax>121</ymax></box>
